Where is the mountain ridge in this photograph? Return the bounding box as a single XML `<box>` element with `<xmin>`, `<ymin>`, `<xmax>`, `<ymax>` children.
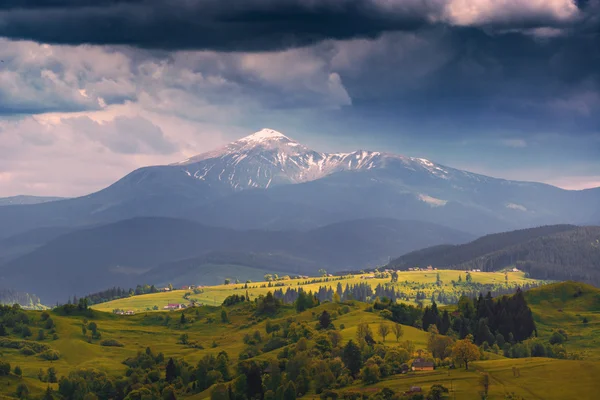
<box><xmin>0</xmin><ymin>216</ymin><xmax>473</xmax><ymax>302</ymax></box>
<box><xmin>0</xmin><ymin>128</ymin><xmax>598</xmax><ymax>239</ymax></box>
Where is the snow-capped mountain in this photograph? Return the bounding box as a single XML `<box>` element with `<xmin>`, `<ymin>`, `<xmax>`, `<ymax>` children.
<box><xmin>171</xmin><ymin>128</ymin><xmax>451</xmax><ymax>190</ymax></box>
<box><xmin>0</xmin><ymin>128</ymin><xmax>598</xmax><ymax>240</ymax></box>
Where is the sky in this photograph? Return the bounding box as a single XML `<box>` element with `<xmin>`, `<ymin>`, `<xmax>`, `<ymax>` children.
<box><xmin>0</xmin><ymin>0</ymin><xmax>599</xmax><ymax>197</ymax></box>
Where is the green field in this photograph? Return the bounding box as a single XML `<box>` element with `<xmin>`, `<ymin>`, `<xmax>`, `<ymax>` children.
<box><xmin>93</xmin><ymin>269</ymin><xmax>542</xmax><ymax>312</ymax></box>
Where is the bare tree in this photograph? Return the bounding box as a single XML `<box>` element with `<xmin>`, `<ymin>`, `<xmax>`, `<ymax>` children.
<box><xmin>393</xmin><ymin>323</ymin><xmax>404</xmax><ymax>342</ymax></box>
<box><xmin>378</xmin><ymin>323</ymin><xmax>390</xmax><ymax>342</ymax></box>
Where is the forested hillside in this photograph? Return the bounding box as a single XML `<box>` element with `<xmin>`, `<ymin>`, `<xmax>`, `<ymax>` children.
<box><xmin>388</xmin><ymin>224</ymin><xmax>577</xmax><ymax>270</ymax></box>
<box><xmin>389</xmin><ymin>225</ymin><xmax>600</xmax><ymax>285</ymax></box>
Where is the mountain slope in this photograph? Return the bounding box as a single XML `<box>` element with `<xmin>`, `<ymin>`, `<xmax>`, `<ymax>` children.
<box><xmin>0</xmin><ymin>217</ymin><xmax>472</xmax><ymax>302</ymax></box>
<box><xmin>0</xmin><ymin>226</ymin><xmax>75</xmax><ymax>265</ymax></box>
<box><xmin>0</xmin><ymin>128</ymin><xmax>598</xmax><ymax>238</ymax></box>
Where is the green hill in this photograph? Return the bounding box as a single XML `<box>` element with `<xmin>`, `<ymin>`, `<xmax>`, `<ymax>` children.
<box><xmin>526</xmin><ymin>282</ymin><xmax>600</xmax><ymax>358</ymax></box>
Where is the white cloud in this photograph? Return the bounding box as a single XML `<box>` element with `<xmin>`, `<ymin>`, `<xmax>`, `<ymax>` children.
<box><xmin>440</xmin><ymin>0</ymin><xmax>579</xmax><ymax>26</ymax></box>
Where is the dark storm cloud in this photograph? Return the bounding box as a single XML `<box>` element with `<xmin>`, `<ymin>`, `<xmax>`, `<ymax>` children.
<box><xmin>0</xmin><ymin>0</ymin><xmax>587</xmax><ymax>51</ymax></box>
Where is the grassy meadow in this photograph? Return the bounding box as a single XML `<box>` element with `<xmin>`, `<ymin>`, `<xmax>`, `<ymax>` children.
<box><xmin>92</xmin><ymin>269</ymin><xmax>541</xmax><ymax>312</ymax></box>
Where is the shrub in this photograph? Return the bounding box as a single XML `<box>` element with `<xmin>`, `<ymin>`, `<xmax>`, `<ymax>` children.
<box><xmin>20</xmin><ymin>347</ymin><xmax>36</xmax><ymax>356</ymax></box>
<box><xmin>40</xmin><ymin>349</ymin><xmax>61</xmax><ymax>361</ymax></box>
<box><xmin>549</xmin><ymin>331</ymin><xmax>567</xmax><ymax>345</ymax></box>
<box><xmin>100</xmin><ymin>339</ymin><xmax>124</xmax><ymax>347</ymax></box>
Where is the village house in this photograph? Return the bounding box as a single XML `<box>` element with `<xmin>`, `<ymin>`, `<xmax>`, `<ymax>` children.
<box><xmin>125</xmin><ymin>310</ymin><xmax>135</xmax><ymax>315</ymax></box>
<box><xmin>411</xmin><ymin>358</ymin><xmax>435</xmax><ymax>371</ymax></box>
<box><xmin>163</xmin><ymin>303</ymin><xmax>186</xmax><ymax>310</ymax></box>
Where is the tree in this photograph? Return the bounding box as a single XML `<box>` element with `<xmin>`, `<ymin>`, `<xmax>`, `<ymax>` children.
<box><xmin>37</xmin><ymin>329</ymin><xmax>46</xmax><ymax>341</ymax></box>
<box><xmin>180</xmin><ymin>312</ymin><xmax>186</xmax><ymax>325</ymax></box>
<box><xmin>0</xmin><ymin>361</ymin><xmax>10</xmax><ymax>376</ymax></box>
<box><xmin>480</xmin><ymin>373</ymin><xmax>490</xmax><ymax>399</ymax></box>
<box><xmin>165</xmin><ymin>358</ymin><xmax>177</xmax><ymax>382</ymax></box>
<box><xmin>47</xmin><ymin>368</ymin><xmax>57</xmax><ymax>383</ymax></box>
<box><xmin>391</xmin><ymin>271</ymin><xmax>399</xmax><ymax>283</ymax></box>
<box><xmin>466</xmin><ymin>272</ymin><xmax>472</xmax><ymax>283</ymax></box>
<box><xmin>427</xmin><ymin>384</ymin><xmax>449</xmax><ymax>400</ymax></box>
<box><xmin>378</xmin><ymin>323</ymin><xmax>390</xmax><ymax>342</ymax></box>
<box><xmin>14</xmin><ymin>365</ymin><xmax>22</xmax><ymax>377</ymax></box>
<box><xmin>393</xmin><ymin>323</ymin><xmax>404</xmax><ymax>342</ymax></box>
<box><xmin>319</xmin><ymin>310</ymin><xmax>331</xmax><ymax>330</ymax></box>
<box><xmin>342</xmin><ymin>340</ymin><xmax>362</xmax><ymax>378</ymax></box>
<box><xmin>224</xmin><ymin>279</ymin><xmax>231</xmax><ymax>285</ymax></box>
<box><xmin>87</xmin><ymin>322</ymin><xmax>98</xmax><ymax>336</ymax></box>
<box><xmin>16</xmin><ymin>383</ymin><xmax>29</xmax><ymax>399</ymax></box>
<box><xmin>168</xmin><ymin>283</ymin><xmax>173</xmax><ymax>291</ymax></box>
<box><xmin>452</xmin><ymin>336</ymin><xmax>480</xmax><ymax>370</ymax></box>
<box><xmin>178</xmin><ymin>333</ymin><xmax>189</xmax><ymax>345</ymax></box>
<box><xmin>283</xmin><ymin>381</ymin><xmax>297</xmax><ymax>400</ymax></box>
<box><xmin>356</xmin><ymin>323</ymin><xmax>374</xmax><ymax>344</ymax></box>
<box><xmin>318</xmin><ymin>269</ymin><xmax>327</xmax><ymax>277</ymax></box>
<box><xmin>0</xmin><ymin>323</ymin><xmax>6</xmax><ymax>336</ymax></box>
<box><xmin>43</xmin><ymin>386</ymin><xmax>54</xmax><ymax>400</ymax></box>
<box><xmin>221</xmin><ymin>309</ymin><xmax>229</xmax><ymax>323</ymax></box>
<box><xmin>361</xmin><ymin>364</ymin><xmax>380</xmax><ymax>384</ymax></box>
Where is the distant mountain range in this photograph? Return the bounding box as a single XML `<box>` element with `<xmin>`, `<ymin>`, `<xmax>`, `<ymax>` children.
<box><xmin>0</xmin><ymin>217</ymin><xmax>472</xmax><ymax>302</ymax></box>
<box><xmin>388</xmin><ymin>225</ymin><xmax>600</xmax><ymax>285</ymax></box>
<box><xmin>0</xmin><ymin>129</ymin><xmax>598</xmax><ymax>240</ymax></box>
<box><xmin>0</xmin><ymin>195</ymin><xmax>64</xmax><ymax>206</ymax></box>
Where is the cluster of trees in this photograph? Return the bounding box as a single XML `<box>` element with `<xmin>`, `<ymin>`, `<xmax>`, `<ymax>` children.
<box><xmin>0</xmin><ymin>304</ymin><xmax>58</xmax><ymax>341</ymax></box>
<box><xmin>274</xmin><ymin>283</ymin><xmax>401</xmax><ymax>305</ymax></box>
<box><xmin>79</xmin><ymin>284</ymin><xmax>162</xmax><ymax>306</ymax></box>
<box><xmin>222</xmin><ymin>294</ymin><xmax>250</xmax><ymax>306</ymax></box>
<box><xmin>214</xmin><ymin>309</ymin><xmax>426</xmax><ymax>400</ymax></box>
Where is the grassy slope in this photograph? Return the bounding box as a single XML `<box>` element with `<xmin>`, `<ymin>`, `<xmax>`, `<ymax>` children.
<box><xmin>525</xmin><ymin>281</ymin><xmax>600</xmax><ymax>359</ymax></box>
<box><xmin>93</xmin><ymin>270</ymin><xmax>540</xmax><ymax>312</ymax></box>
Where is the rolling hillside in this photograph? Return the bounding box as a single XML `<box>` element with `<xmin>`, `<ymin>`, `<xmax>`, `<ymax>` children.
<box><xmin>2</xmin><ymin>280</ymin><xmax>600</xmax><ymax>400</ymax></box>
<box><xmin>525</xmin><ymin>282</ymin><xmax>600</xmax><ymax>358</ymax></box>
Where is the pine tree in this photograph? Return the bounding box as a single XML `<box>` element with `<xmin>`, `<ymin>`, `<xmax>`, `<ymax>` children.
<box><xmin>342</xmin><ymin>340</ymin><xmax>362</xmax><ymax>378</ymax></box>
<box><xmin>165</xmin><ymin>358</ymin><xmax>177</xmax><ymax>382</ymax></box>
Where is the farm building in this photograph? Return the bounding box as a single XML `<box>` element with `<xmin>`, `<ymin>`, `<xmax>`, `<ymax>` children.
<box><xmin>164</xmin><ymin>303</ymin><xmax>186</xmax><ymax>310</ymax></box>
<box><xmin>411</xmin><ymin>358</ymin><xmax>435</xmax><ymax>371</ymax></box>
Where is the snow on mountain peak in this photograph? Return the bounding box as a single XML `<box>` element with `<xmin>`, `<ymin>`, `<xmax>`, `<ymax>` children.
<box><xmin>238</xmin><ymin>128</ymin><xmax>290</xmax><ymax>143</ymax></box>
